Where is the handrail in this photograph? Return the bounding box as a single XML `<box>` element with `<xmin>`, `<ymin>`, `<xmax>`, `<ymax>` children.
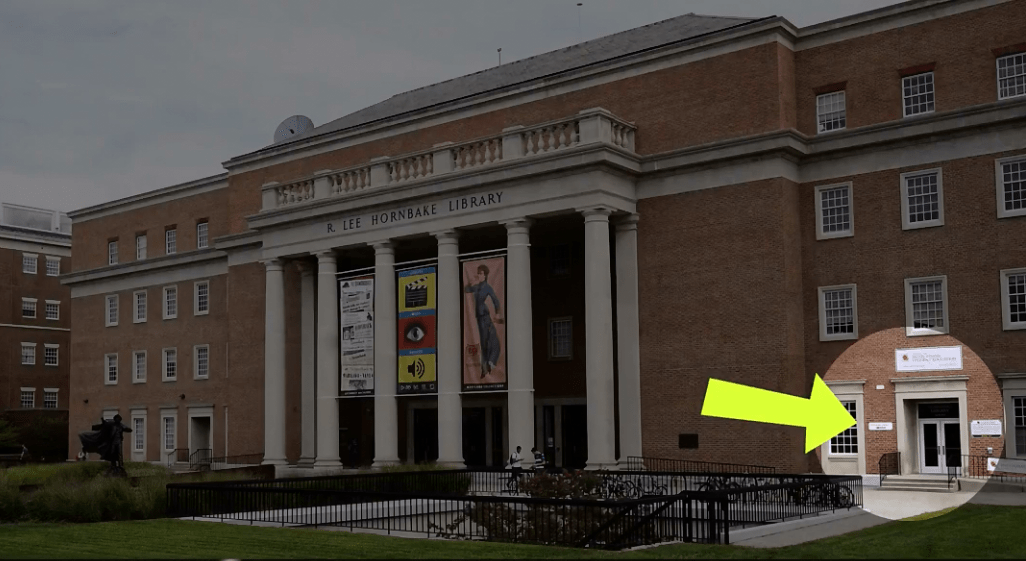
<box><xmin>166</xmin><ymin>448</ymin><xmax>189</xmax><ymax>467</ymax></box>
<box><xmin>190</xmin><ymin>448</ymin><xmax>213</xmax><ymax>470</ymax></box>
<box><xmin>625</xmin><ymin>456</ymin><xmax>777</xmax><ymax>474</ymax></box>
<box><xmin>878</xmin><ymin>451</ymin><xmax>900</xmax><ymax>485</ymax></box>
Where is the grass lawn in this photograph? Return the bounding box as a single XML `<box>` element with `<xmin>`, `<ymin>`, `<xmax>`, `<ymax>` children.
<box><xmin>0</xmin><ymin>504</ymin><xmax>1023</xmax><ymax>559</ymax></box>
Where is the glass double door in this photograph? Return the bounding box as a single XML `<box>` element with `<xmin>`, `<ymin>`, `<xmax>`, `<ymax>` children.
<box><xmin>918</xmin><ymin>419</ymin><xmax>961</xmax><ymax>475</ymax></box>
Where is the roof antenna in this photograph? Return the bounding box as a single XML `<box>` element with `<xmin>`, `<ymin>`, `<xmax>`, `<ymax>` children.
<box><xmin>577</xmin><ymin>3</ymin><xmax>583</xmax><ymax>44</ymax></box>
<box><xmin>498</xmin><ymin>47</ymin><xmax>502</xmax><ymax>65</ymax></box>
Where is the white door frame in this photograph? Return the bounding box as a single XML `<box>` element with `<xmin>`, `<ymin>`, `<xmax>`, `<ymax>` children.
<box><xmin>186</xmin><ymin>405</ymin><xmax>214</xmax><ymax>459</ymax></box>
<box><xmin>918</xmin><ymin>418</ymin><xmax>960</xmax><ymax>475</ymax></box>
<box><xmin>535</xmin><ymin>397</ymin><xmax>586</xmax><ymax>469</ymax></box>
<box><xmin>892</xmin><ymin>376</ymin><xmax>968</xmax><ymax>476</ymax></box>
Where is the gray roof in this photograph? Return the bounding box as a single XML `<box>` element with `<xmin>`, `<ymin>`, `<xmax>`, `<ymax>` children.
<box><xmin>264</xmin><ymin>12</ymin><xmax>762</xmax><ymax>151</ymax></box>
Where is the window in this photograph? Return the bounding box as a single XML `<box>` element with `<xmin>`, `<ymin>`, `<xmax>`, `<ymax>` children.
<box><xmin>816</xmin><ymin>91</ymin><xmax>846</xmax><ymax>133</ymax></box>
<box><xmin>108</xmin><ymin>240</ymin><xmax>118</xmax><ymax>265</ymax></box>
<box><xmin>814</xmin><ymin>183</ymin><xmax>853</xmax><ymax>239</ymax></box>
<box><xmin>44</xmin><ymin>344</ymin><xmax>58</xmax><ymax>366</ymax></box>
<box><xmin>165</xmin><ymin>228</ymin><xmax>177</xmax><ymax>255</ymax></box>
<box><xmin>1001</xmin><ymin>268</ymin><xmax>1026</xmax><ymax>331</ymax></box>
<box><xmin>900</xmin><ymin>169</ymin><xmax>944</xmax><ymax>230</ymax></box>
<box><xmin>21</xmin><ymin>298</ymin><xmax>36</xmax><ymax>319</ymax></box>
<box><xmin>21</xmin><ymin>343</ymin><xmax>35</xmax><ymax>365</ymax></box>
<box><xmin>829</xmin><ymin>401</ymin><xmax>859</xmax><ymax>455</ymax></box>
<box><xmin>20</xmin><ymin>388</ymin><xmax>34</xmax><ymax>409</ymax></box>
<box><xmin>133</xmin><ymin>351</ymin><xmax>147</xmax><ymax>383</ymax></box>
<box><xmin>163</xmin><ymin>415</ymin><xmax>176</xmax><ymax>451</ymax></box>
<box><xmin>22</xmin><ymin>253</ymin><xmax>37</xmax><ymax>274</ymax></box>
<box><xmin>549</xmin><ymin>244</ymin><xmax>571</xmax><ymax>277</ymax></box>
<box><xmin>45</xmin><ymin>301</ymin><xmax>59</xmax><ymax>320</ymax></box>
<box><xmin>105</xmin><ymin>353</ymin><xmax>118</xmax><ymax>385</ymax></box>
<box><xmin>163</xmin><ymin>348</ymin><xmax>177</xmax><ymax>381</ymax></box>
<box><xmin>1015</xmin><ymin>396</ymin><xmax>1025</xmax><ymax>456</ymax></box>
<box><xmin>818</xmin><ymin>285</ymin><xmax>858</xmax><ymax>341</ymax></box>
<box><xmin>996</xmin><ymin>156</ymin><xmax>1026</xmax><ymax>219</ymax></box>
<box><xmin>902</xmin><ymin>72</ymin><xmax>935</xmax><ymax>117</ymax></box>
<box><xmin>45</xmin><ymin>257</ymin><xmax>60</xmax><ymax>276</ymax></box>
<box><xmin>194</xmin><ymin>281</ymin><xmax>209</xmax><ymax>315</ymax></box>
<box><xmin>196</xmin><ymin>221</ymin><xmax>209</xmax><ymax>249</ymax></box>
<box><xmin>548</xmin><ymin>318</ymin><xmax>573</xmax><ymax>359</ymax></box>
<box><xmin>43</xmin><ymin>389</ymin><xmax>58</xmax><ymax>409</ymax></box>
<box><xmin>905</xmin><ymin>276</ymin><xmax>949</xmax><ymax>336</ymax></box>
<box><xmin>136</xmin><ymin>234</ymin><xmax>147</xmax><ymax>260</ymax></box>
<box><xmin>105</xmin><ymin>295</ymin><xmax>119</xmax><ymax>327</ymax></box>
<box><xmin>194</xmin><ymin>345</ymin><xmax>209</xmax><ymax>379</ymax></box>
<box><xmin>134</xmin><ymin>291</ymin><xmax>147</xmax><ymax>323</ymax></box>
<box><xmin>133</xmin><ymin>417</ymin><xmax>145</xmax><ymax>452</ymax></box>
<box><xmin>163</xmin><ymin>286</ymin><xmax>178</xmax><ymax>319</ymax></box>
<box><xmin>997</xmin><ymin>53</ymin><xmax>1026</xmax><ymax>100</ymax></box>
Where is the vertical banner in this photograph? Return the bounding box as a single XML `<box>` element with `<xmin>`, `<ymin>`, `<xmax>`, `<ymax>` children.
<box><xmin>462</xmin><ymin>256</ymin><xmax>507</xmax><ymax>391</ymax></box>
<box><xmin>339</xmin><ymin>277</ymin><xmax>375</xmax><ymax>396</ymax></box>
<box><xmin>397</xmin><ymin>267</ymin><xmax>437</xmax><ymax>394</ymax></box>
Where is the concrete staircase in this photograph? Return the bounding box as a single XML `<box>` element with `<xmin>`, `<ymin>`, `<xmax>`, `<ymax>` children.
<box><xmin>878</xmin><ymin>474</ymin><xmax>955</xmax><ymax>493</ymax></box>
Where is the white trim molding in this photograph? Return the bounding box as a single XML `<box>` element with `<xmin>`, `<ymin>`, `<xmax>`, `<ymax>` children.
<box><xmin>1000</xmin><ymin>267</ymin><xmax>1026</xmax><ymax>331</ymax></box>
<box><xmin>193</xmin><ymin>344</ymin><xmax>210</xmax><ymax>380</ymax></box>
<box><xmin>133</xmin><ymin>350</ymin><xmax>147</xmax><ymax>384</ymax></box>
<box><xmin>105</xmin><ymin>294</ymin><xmax>119</xmax><ymax>327</ymax></box>
<box><xmin>996</xmin><ymin>373</ymin><xmax>1026</xmax><ymax>459</ymax></box>
<box><xmin>162</xmin><ymin>347</ymin><xmax>178</xmax><ymax>382</ymax></box>
<box><xmin>194</xmin><ymin>280</ymin><xmax>210</xmax><ymax>316</ymax></box>
<box><xmin>899</xmin><ymin>168</ymin><xmax>945</xmax><ymax>231</ymax></box>
<box><xmin>133</xmin><ymin>290</ymin><xmax>147</xmax><ymax>323</ymax></box>
<box><xmin>814</xmin><ymin>182</ymin><xmax>854</xmax><ymax>240</ymax></box>
<box><xmin>818</xmin><ymin>284</ymin><xmax>859</xmax><ymax>342</ymax></box>
<box><xmin>904</xmin><ymin>275</ymin><xmax>949</xmax><ymax>337</ymax></box>
<box><xmin>104</xmin><ymin>353</ymin><xmax>118</xmax><ymax>385</ymax></box>
<box><xmin>163</xmin><ymin>285</ymin><xmax>178</xmax><ymax>320</ymax></box>
<box><xmin>995</xmin><ymin>154</ymin><xmax>1026</xmax><ymax>219</ymax></box>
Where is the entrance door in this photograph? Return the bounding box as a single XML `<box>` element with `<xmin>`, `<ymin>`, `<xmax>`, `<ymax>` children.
<box><xmin>189</xmin><ymin>416</ymin><xmax>212</xmax><ymax>466</ymax></box>
<box><xmin>561</xmin><ymin>405</ymin><xmax>588</xmax><ymax>470</ymax></box>
<box><xmin>412</xmin><ymin>408</ymin><xmax>438</xmax><ymax>464</ymax></box>
<box><xmin>919</xmin><ymin>419</ymin><xmax>960</xmax><ymax>475</ymax></box>
<box><xmin>462</xmin><ymin>408</ymin><xmax>487</xmax><ymax>467</ymax></box>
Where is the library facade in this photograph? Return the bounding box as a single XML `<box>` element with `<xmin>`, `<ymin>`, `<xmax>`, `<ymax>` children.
<box><xmin>64</xmin><ymin>0</ymin><xmax>1026</xmax><ymax>476</ymax></box>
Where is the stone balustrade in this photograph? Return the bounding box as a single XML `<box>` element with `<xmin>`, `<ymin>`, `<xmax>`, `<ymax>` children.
<box><xmin>261</xmin><ymin>107</ymin><xmax>636</xmax><ymax>211</ymax></box>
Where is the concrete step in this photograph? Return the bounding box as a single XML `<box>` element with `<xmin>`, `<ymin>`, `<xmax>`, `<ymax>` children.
<box><xmin>877</xmin><ymin>484</ymin><xmax>955</xmax><ymax>493</ymax></box>
<box><xmin>882</xmin><ymin>479</ymin><xmax>952</xmax><ymax>488</ymax></box>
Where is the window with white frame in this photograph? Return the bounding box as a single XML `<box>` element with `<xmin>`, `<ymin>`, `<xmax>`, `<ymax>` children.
<box><xmin>194</xmin><ymin>345</ymin><xmax>209</xmax><ymax>379</ymax></box>
<box><xmin>163</xmin><ymin>415</ymin><xmax>176</xmax><ymax>451</ymax></box>
<box><xmin>133</xmin><ymin>417</ymin><xmax>145</xmax><ymax>452</ymax></box>
<box><xmin>105</xmin><ymin>353</ymin><xmax>118</xmax><ymax>384</ymax></box>
<box><xmin>1015</xmin><ymin>396</ymin><xmax>1026</xmax><ymax>456</ymax></box>
<box><xmin>195</xmin><ymin>281</ymin><xmax>209</xmax><ymax>315</ymax></box>
<box><xmin>165</xmin><ymin>228</ymin><xmax>177</xmax><ymax>255</ymax></box>
<box><xmin>22</xmin><ymin>298</ymin><xmax>36</xmax><ymax>319</ymax></box>
<box><xmin>997</xmin><ymin>52</ymin><xmax>1025</xmax><ymax>100</ymax></box>
<box><xmin>900</xmin><ymin>169</ymin><xmax>944</xmax><ymax>230</ymax></box>
<box><xmin>108</xmin><ymin>240</ymin><xmax>118</xmax><ymax>265</ymax></box>
<box><xmin>829</xmin><ymin>401</ymin><xmax>859</xmax><ymax>455</ymax></box>
<box><xmin>996</xmin><ymin>156</ymin><xmax>1026</xmax><ymax>219</ymax></box>
<box><xmin>22</xmin><ymin>253</ymin><xmax>37</xmax><ymax>274</ymax></box>
<box><xmin>136</xmin><ymin>234</ymin><xmax>147</xmax><ymax>260</ymax></box>
<box><xmin>20</xmin><ymin>388</ymin><xmax>34</xmax><ymax>409</ymax></box>
<box><xmin>548</xmin><ymin>318</ymin><xmax>573</xmax><ymax>359</ymax></box>
<box><xmin>816</xmin><ymin>91</ymin><xmax>846</xmax><ymax>133</ymax></box>
<box><xmin>45</xmin><ymin>300</ymin><xmax>59</xmax><ymax>320</ymax></box>
<box><xmin>21</xmin><ymin>343</ymin><xmax>35</xmax><ymax>365</ymax></box>
<box><xmin>814</xmin><ymin>183</ymin><xmax>853</xmax><ymax>239</ymax></box>
<box><xmin>1001</xmin><ymin>268</ymin><xmax>1026</xmax><ymax>331</ymax></box>
<box><xmin>196</xmin><ymin>221</ymin><xmax>208</xmax><ymax>249</ymax></box>
<box><xmin>134</xmin><ymin>290</ymin><xmax>147</xmax><ymax>323</ymax></box>
<box><xmin>819</xmin><ymin>285</ymin><xmax>858</xmax><ymax>341</ymax></box>
<box><xmin>902</xmin><ymin>72</ymin><xmax>935</xmax><ymax>117</ymax></box>
<box><xmin>43</xmin><ymin>389</ymin><xmax>58</xmax><ymax>409</ymax></box>
<box><xmin>44</xmin><ymin>344</ymin><xmax>58</xmax><ymax>366</ymax></box>
<box><xmin>164</xmin><ymin>286</ymin><xmax>177</xmax><ymax>319</ymax></box>
<box><xmin>163</xmin><ymin>348</ymin><xmax>177</xmax><ymax>381</ymax></box>
<box><xmin>105</xmin><ymin>294</ymin><xmax>118</xmax><ymax>326</ymax></box>
<box><xmin>45</xmin><ymin>257</ymin><xmax>60</xmax><ymax>276</ymax></box>
<box><xmin>905</xmin><ymin>276</ymin><xmax>949</xmax><ymax>336</ymax></box>
<box><xmin>133</xmin><ymin>350</ymin><xmax>147</xmax><ymax>383</ymax></box>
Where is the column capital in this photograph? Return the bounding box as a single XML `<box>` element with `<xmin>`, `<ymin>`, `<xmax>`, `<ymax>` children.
<box><xmin>370</xmin><ymin>240</ymin><xmax>394</xmax><ymax>253</ymax></box>
<box><xmin>313</xmin><ymin>250</ymin><xmax>337</xmax><ymax>264</ymax></box>
<box><xmin>261</xmin><ymin>258</ymin><xmax>284</xmax><ymax>270</ymax></box>
<box><xmin>502</xmin><ymin>217</ymin><xmax>534</xmax><ymax>231</ymax></box>
<box><xmin>431</xmin><ymin>229</ymin><xmax>461</xmax><ymax>244</ymax></box>
<box><xmin>577</xmin><ymin>207</ymin><xmax>614</xmax><ymax>221</ymax></box>
<box><xmin>295</xmin><ymin>260</ymin><xmax>316</xmax><ymax>276</ymax></box>
<box><xmin>614</xmin><ymin>213</ymin><xmax>640</xmax><ymax>232</ymax></box>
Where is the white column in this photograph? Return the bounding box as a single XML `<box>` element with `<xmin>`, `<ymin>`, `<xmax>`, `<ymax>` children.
<box><xmin>262</xmin><ymin>258</ymin><xmax>287</xmax><ymax>465</ymax></box>
<box><xmin>614</xmin><ymin>214</ymin><xmax>643</xmax><ymax>468</ymax></box>
<box><xmin>434</xmin><ymin>230</ymin><xmax>465</xmax><ymax>467</ymax></box>
<box><xmin>503</xmin><ymin>218</ymin><xmax>536</xmax><ymax>458</ymax></box>
<box><xmin>372</xmin><ymin>241</ymin><xmax>400</xmax><ymax>467</ymax></box>
<box><xmin>298</xmin><ymin>261</ymin><xmax>317</xmax><ymax>467</ymax></box>
<box><xmin>581</xmin><ymin>207</ymin><xmax>617</xmax><ymax>470</ymax></box>
<box><xmin>314</xmin><ymin>251</ymin><xmax>342</xmax><ymax>467</ymax></box>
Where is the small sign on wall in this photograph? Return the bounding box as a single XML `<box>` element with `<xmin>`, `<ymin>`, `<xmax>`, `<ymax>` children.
<box><xmin>971</xmin><ymin>420</ymin><xmax>1002</xmax><ymax>437</ymax></box>
<box><xmin>895</xmin><ymin>346</ymin><xmax>963</xmax><ymax>372</ymax></box>
<box><xmin>868</xmin><ymin>422</ymin><xmax>893</xmax><ymax>431</ymax></box>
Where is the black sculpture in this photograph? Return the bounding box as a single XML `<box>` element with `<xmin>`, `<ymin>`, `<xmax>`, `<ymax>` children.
<box><xmin>78</xmin><ymin>414</ymin><xmax>132</xmax><ymax>477</ymax></box>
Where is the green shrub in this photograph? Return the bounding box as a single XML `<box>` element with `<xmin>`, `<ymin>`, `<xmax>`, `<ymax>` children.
<box><xmin>0</xmin><ymin>472</ymin><xmax>25</xmax><ymax>522</ymax></box>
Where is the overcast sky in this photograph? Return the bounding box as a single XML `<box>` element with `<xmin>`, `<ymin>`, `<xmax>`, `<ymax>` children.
<box><xmin>1</xmin><ymin>0</ymin><xmax>904</xmax><ymax>215</ymax></box>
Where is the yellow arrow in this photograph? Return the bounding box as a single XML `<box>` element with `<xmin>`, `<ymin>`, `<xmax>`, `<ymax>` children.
<box><xmin>700</xmin><ymin>373</ymin><xmax>856</xmax><ymax>453</ymax></box>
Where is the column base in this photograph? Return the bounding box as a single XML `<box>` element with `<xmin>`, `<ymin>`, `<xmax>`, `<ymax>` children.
<box><xmin>296</xmin><ymin>456</ymin><xmax>316</xmax><ymax>468</ymax></box>
<box><xmin>261</xmin><ymin>458</ymin><xmax>288</xmax><ymax>466</ymax></box>
<box><xmin>313</xmin><ymin>459</ymin><xmax>343</xmax><ymax>469</ymax></box>
<box><xmin>616</xmin><ymin>458</ymin><xmax>644</xmax><ymax>471</ymax></box>
<box><xmin>435</xmin><ymin>459</ymin><xmax>466</xmax><ymax>469</ymax></box>
<box><xmin>371</xmin><ymin>459</ymin><xmax>401</xmax><ymax>469</ymax></box>
<box><xmin>585</xmin><ymin>460</ymin><xmax>620</xmax><ymax>471</ymax></box>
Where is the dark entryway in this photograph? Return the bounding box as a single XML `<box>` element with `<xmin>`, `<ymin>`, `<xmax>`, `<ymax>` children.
<box><xmin>412</xmin><ymin>408</ymin><xmax>439</xmax><ymax>463</ymax></box>
<box><xmin>462</xmin><ymin>408</ymin><xmax>488</xmax><ymax>466</ymax></box>
<box><xmin>562</xmin><ymin>404</ymin><xmax>588</xmax><ymax>470</ymax></box>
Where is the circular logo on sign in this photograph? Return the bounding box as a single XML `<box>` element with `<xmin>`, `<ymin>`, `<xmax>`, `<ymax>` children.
<box><xmin>902</xmin><ymin>354</ymin><xmax>909</xmax><ymax>361</ymax></box>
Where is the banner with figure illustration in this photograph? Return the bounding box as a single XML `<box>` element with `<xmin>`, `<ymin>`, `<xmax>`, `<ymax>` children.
<box><xmin>461</xmin><ymin>256</ymin><xmax>507</xmax><ymax>392</ymax></box>
<box><xmin>397</xmin><ymin>267</ymin><xmax>437</xmax><ymax>395</ymax></box>
<box><xmin>340</xmin><ymin>276</ymin><xmax>375</xmax><ymax>396</ymax></box>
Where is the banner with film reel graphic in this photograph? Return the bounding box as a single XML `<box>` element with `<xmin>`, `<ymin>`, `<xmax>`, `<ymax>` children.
<box><xmin>397</xmin><ymin>267</ymin><xmax>437</xmax><ymax>395</ymax></box>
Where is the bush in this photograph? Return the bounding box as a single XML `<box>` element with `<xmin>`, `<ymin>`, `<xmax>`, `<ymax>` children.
<box><xmin>520</xmin><ymin>469</ymin><xmax>603</xmax><ymax>499</ymax></box>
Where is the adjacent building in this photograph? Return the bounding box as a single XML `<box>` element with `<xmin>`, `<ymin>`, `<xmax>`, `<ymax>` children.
<box><xmin>63</xmin><ymin>0</ymin><xmax>1026</xmax><ymax>477</ymax></box>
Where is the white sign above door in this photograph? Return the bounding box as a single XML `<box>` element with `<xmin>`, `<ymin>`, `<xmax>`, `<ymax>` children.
<box><xmin>895</xmin><ymin>346</ymin><xmax>963</xmax><ymax>372</ymax></box>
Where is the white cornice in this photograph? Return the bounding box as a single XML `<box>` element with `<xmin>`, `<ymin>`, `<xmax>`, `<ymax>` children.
<box><xmin>0</xmin><ymin>323</ymin><xmax>71</xmax><ymax>332</ymax></box>
<box><xmin>61</xmin><ymin>248</ymin><xmax>226</xmax><ymax>287</ymax></box>
<box><xmin>68</xmin><ymin>173</ymin><xmax>228</xmax><ymax>223</ymax></box>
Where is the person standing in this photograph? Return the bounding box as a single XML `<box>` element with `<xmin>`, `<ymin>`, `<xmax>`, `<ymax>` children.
<box><xmin>509</xmin><ymin>445</ymin><xmax>523</xmax><ymax>481</ymax></box>
<box><xmin>531</xmin><ymin>446</ymin><xmax>546</xmax><ymax>472</ymax></box>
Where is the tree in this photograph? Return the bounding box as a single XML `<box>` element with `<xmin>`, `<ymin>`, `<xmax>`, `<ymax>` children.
<box><xmin>0</xmin><ymin>419</ymin><xmax>19</xmax><ymax>449</ymax></box>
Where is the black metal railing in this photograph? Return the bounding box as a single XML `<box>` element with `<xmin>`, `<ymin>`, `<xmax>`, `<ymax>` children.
<box><xmin>208</xmin><ymin>453</ymin><xmax>265</xmax><ymax>471</ymax></box>
<box><xmin>166</xmin><ymin>448</ymin><xmax>190</xmax><ymax>467</ymax></box>
<box><xmin>190</xmin><ymin>448</ymin><xmax>213</xmax><ymax>471</ymax></box>
<box><xmin>878</xmin><ymin>451</ymin><xmax>900</xmax><ymax>484</ymax></box>
<box><xmin>954</xmin><ymin>454</ymin><xmax>1026</xmax><ymax>484</ymax></box>
<box><xmin>624</xmin><ymin>456</ymin><xmax>777</xmax><ymax>474</ymax></box>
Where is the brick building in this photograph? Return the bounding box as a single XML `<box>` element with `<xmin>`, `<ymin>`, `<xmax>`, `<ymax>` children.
<box><xmin>1</xmin><ymin>202</ymin><xmax>72</xmax><ymax>460</ymax></box>
<box><xmin>63</xmin><ymin>0</ymin><xmax>1026</xmax><ymax>477</ymax></box>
